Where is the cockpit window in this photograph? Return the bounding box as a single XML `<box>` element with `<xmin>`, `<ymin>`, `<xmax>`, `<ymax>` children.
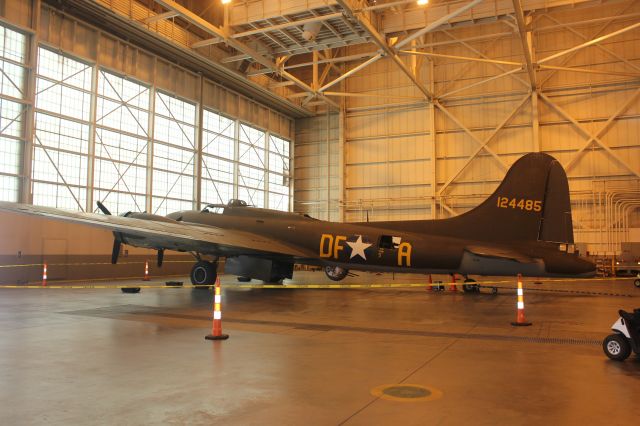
<box><xmin>202</xmin><ymin>205</ymin><xmax>225</xmax><ymax>214</ymax></box>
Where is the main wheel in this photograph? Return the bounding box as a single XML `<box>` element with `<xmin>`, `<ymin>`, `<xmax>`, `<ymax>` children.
<box><xmin>190</xmin><ymin>261</ymin><xmax>217</xmax><ymax>287</ymax></box>
<box><xmin>324</xmin><ymin>265</ymin><xmax>348</xmax><ymax>281</ymax></box>
<box><xmin>603</xmin><ymin>334</ymin><xmax>631</xmax><ymax>361</ymax></box>
<box><xmin>463</xmin><ymin>278</ymin><xmax>479</xmax><ymax>293</ymax></box>
<box><xmin>634</xmin><ymin>279</ymin><xmax>640</xmax><ymax>288</ymax></box>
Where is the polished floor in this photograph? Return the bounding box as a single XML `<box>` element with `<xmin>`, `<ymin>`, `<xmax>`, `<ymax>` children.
<box><xmin>0</xmin><ymin>272</ymin><xmax>639</xmax><ymax>425</ymax></box>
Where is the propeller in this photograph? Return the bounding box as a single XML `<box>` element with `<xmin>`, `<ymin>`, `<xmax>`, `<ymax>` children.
<box><xmin>96</xmin><ymin>201</ymin><xmax>112</xmax><ymax>216</ymax></box>
<box><xmin>96</xmin><ymin>201</ymin><xmax>165</xmax><ymax>267</ymax></box>
<box><xmin>97</xmin><ymin>201</ymin><xmax>123</xmax><ymax>264</ymax></box>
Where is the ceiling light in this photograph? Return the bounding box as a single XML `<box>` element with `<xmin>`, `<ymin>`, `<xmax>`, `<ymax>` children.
<box><xmin>417</xmin><ymin>0</ymin><xmax>429</xmax><ymax>5</ymax></box>
<box><xmin>221</xmin><ymin>0</ymin><xmax>231</xmax><ymax>4</ymax></box>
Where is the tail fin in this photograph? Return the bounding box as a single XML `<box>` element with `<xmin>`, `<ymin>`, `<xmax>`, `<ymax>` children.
<box><xmin>440</xmin><ymin>153</ymin><xmax>574</xmax><ymax>243</ymax></box>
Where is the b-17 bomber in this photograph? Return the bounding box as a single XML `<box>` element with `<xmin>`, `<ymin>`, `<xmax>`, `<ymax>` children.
<box><xmin>0</xmin><ymin>153</ymin><xmax>596</xmax><ymax>287</ymax></box>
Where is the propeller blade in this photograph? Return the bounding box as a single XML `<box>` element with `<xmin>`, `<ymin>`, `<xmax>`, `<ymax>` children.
<box><xmin>111</xmin><ymin>239</ymin><xmax>121</xmax><ymax>264</ymax></box>
<box><xmin>157</xmin><ymin>249</ymin><xmax>164</xmax><ymax>267</ymax></box>
<box><xmin>97</xmin><ymin>201</ymin><xmax>112</xmax><ymax>216</ymax></box>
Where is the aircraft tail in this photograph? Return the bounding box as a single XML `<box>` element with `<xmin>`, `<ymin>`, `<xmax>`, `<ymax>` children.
<box><xmin>437</xmin><ymin>152</ymin><xmax>574</xmax><ymax>244</ymax></box>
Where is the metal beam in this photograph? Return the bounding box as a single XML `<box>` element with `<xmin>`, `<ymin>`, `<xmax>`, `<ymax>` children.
<box><xmin>563</xmin><ymin>88</ymin><xmax>640</xmax><ymax>173</ymax></box>
<box><xmin>231</xmin><ymin>12</ymin><xmax>343</xmax><ymax>39</ymax></box>
<box><xmin>319</xmin><ymin>54</ymin><xmax>383</xmax><ymax>92</ymax></box>
<box><xmin>439</xmin><ymin>67</ymin><xmax>524</xmax><ymax>99</ymax></box>
<box><xmin>538</xmin><ymin>21</ymin><xmax>640</xmax><ymax>64</ymax></box>
<box><xmin>395</xmin><ymin>0</ymin><xmax>485</xmax><ymax>50</ymax></box>
<box><xmin>539</xmin><ymin>92</ymin><xmax>640</xmax><ymax>179</ymax></box>
<box><xmin>191</xmin><ymin>37</ymin><xmax>221</xmax><ymax>49</ymax></box>
<box><xmin>511</xmin><ymin>0</ymin><xmax>536</xmax><ymax>89</ymax></box>
<box><xmin>441</xmin><ymin>30</ymin><xmax>530</xmax><ymax>88</ymax></box>
<box><xmin>142</xmin><ymin>11</ymin><xmax>179</xmax><ymax>25</ymax></box>
<box><xmin>435</xmin><ymin>101</ymin><xmax>508</xmax><ymax>174</ymax></box>
<box><xmin>538</xmin><ymin>7</ymin><xmax>640</xmax><ymax>87</ymax></box>
<box><xmin>400</xmin><ymin>50</ymin><xmax>522</xmax><ymax>67</ymax></box>
<box><xmin>336</xmin><ymin>0</ymin><xmax>434</xmax><ymax>101</ymax></box>
<box><xmin>437</xmin><ymin>94</ymin><xmax>530</xmax><ymax>195</ymax></box>
<box><xmin>153</xmin><ymin>0</ymin><xmax>339</xmax><ymax>109</ymax></box>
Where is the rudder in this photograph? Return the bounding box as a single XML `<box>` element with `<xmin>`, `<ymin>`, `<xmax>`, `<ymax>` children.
<box><xmin>436</xmin><ymin>153</ymin><xmax>574</xmax><ymax>243</ymax></box>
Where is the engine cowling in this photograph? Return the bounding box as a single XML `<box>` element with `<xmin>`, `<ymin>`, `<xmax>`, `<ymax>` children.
<box><xmin>324</xmin><ymin>265</ymin><xmax>348</xmax><ymax>281</ymax></box>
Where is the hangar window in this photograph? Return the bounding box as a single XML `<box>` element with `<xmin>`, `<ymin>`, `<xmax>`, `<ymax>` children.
<box><xmin>268</xmin><ymin>134</ymin><xmax>291</xmax><ymax>211</ymax></box>
<box><xmin>151</xmin><ymin>92</ymin><xmax>196</xmax><ymax>215</ymax></box>
<box><xmin>0</xmin><ymin>25</ymin><xmax>27</xmax><ymax>202</ymax></box>
<box><xmin>201</xmin><ymin>110</ymin><xmax>235</xmax><ymax>206</ymax></box>
<box><xmin>238</xmin><ymin>123</ymin><xmax>266</xmax><ymax>208</ymax></box>
<box><xmin>33</xmin><ymin>48</ymin><xmax>91</xmax><ymax>210</ymax></box>
<box><xmin>93</xmin><ymin>70</ymin><xmax>149</xmax><ymax>215</ymax></box>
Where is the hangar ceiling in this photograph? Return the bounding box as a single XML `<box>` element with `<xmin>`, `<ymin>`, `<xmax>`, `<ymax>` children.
<box><xmin>59</xmin><ymin>0</ymin><xmax>635</xmax><ymax>117</ymax></box>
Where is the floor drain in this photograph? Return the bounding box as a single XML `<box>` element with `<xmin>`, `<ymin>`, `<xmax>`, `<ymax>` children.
<box><xmin>371</xmin><ymin>384</ymin><xmax>442</xmax><ymax>402</ymax></box>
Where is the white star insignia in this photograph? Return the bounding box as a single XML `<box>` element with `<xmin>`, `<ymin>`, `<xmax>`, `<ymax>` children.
<box><xmin>346</xmin><ymin>235</ymin><xmax>372</xmax><ymax>260</ymax></box>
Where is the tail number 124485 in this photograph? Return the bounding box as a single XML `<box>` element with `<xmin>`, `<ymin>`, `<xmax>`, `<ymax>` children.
<box><xmin>496</xmin><ymin>197</ymin><xmax>542</xmax><ymax>212</ymax></box>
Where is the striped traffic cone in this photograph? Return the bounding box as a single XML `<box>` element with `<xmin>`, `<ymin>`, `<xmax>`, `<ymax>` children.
<box><xmin>42</xmin><ymin>263</ymin><xmax>47</xmax><ymax>287</ymax></box>
<box><xmin>205</xmin><ymin>277</ymin><xmax>229</xmax><ymax>341</ymax></box>
<box><xmin>511</xmin><ymin>274</ymin><xmax>532</xmax><ymax>326</ymax></box>
<box><xmin>427</xmin><ymin>274</ymin><xmax>433</xmax><ymax>291</ymax></box>
<box><xmin>143</xmin><ymin>260</ymin><xmax>150</xmax><ymax>281</ymax></box>
<box><xmin>449</xmin><ymin>273</ymin><xmax>458</xmax><ymax>292</ymax></box>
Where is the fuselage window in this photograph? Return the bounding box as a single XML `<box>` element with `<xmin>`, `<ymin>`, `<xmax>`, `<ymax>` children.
<box><xmin>379</xmin><ymin>235</ymin><xmax>402</xmax><ymax>249</ymax></box>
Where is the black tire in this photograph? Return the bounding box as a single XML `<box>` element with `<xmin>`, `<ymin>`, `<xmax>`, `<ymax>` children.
<box><xmin>324</xmin><ymin>265</ymin><xmax>348</xmax><ymax>281</ymax></box>
<box><xmin>237</xmin><ymin>276</ymin><xmax>252</xmax><ymax>282</ymax></box>
<box><xmin>121</xmin><ymin>287</ymin><xmax>141</xmax><ymax>294</ymax></box>
<box><xmin>463</xmin><ymin>278</ymin><xmax>479</xmax><ymax>293</ymax></box>
<box><xmin>603</xmin><ymin>334</ymin><xmax>631</xmax><ymax>361</ymax></box>
<box><xmin>190</xmin><ymin>261</ymin><xmax>217</xmax><ymax>287</ymax></box>
<box><xmin>634</xmin><ymin>279</ymin><xmax>640</xmax><ymax>288</ymax></box>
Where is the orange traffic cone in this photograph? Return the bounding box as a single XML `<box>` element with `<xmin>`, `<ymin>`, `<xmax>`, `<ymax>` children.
<box><xmin>42</xmin><ymin>263</ymin><xmax>47</xmax><ymax>287</ymax></box>
<box><xmin>427</xmin><ymin>274</ymin><xmax>433</xmax><ymax>291</ymax></box>
<box><xmin>143</xmin><ymin>260</ymin><xmax>150</xmax><ymax>281</ymax></box>
<box><xmin>511</xmin><ymin>274</ymin><xmax>532</xmax><ymax>326</ymax></box>
<box><xmin>205</xmin><ymin>277</ymin><xmax>229</xmax><ymax>341</ymax></box>
<box><xmin>449</xmin><ymin>274</ymin><xmax>458</xmax><ymax>292</ymax></box>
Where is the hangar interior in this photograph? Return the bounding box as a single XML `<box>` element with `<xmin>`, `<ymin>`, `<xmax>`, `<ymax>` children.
<box><xmin>1</xmin><ymin>2</ymin><xmax>640</xmax><ymax>424</ymax></box>
<box><xmin>0</xmin><ymin>0</ymin><xmax>640</xmax><ymax>273</ymax></box>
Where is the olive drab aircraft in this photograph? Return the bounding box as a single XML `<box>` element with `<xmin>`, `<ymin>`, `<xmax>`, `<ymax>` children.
<box><xmin>0</xmin><ymin>153</ymin><xmax>596</xmax><ymax>287</ymax></box>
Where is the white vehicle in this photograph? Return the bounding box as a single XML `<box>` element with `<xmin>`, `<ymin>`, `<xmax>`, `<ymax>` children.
<box><xmin>603</xmin><ymin>309</ymin><xmax>640</xmax><ymax>361</ymax></box>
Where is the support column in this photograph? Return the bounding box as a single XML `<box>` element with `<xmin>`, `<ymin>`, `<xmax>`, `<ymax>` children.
<box><xmin>21</xmin><ymin>0</ymin><xmax>41</xmax><ymax>204</ymax></box>
<box><xmin>531</xmin><ymin>91</ymin><xmax>540</xmax><ymax>152</ymax></box>
<box><xmin>428</xmin><ymin>36</ymin><xmax>437</xmax><ymax>219</ymax></box>
<box><xmin>195</xmin><ymin>75</ymin><xmax>204</xmax><ymax>209</ymax></box>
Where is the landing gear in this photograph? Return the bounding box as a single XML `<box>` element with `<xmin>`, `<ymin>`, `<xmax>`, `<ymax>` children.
<box><xmin>634</xmin><ymin>279</ymin><xmax>640</xmax><ymax>288</ymax></box>
<box><xmin>324</xmin><ymin>265</ymin><xmax>348</xmax><ymax>281</ymax></box>
<box><xmin>462</xmin><ymin>278</ymin><xmax>479</xmax><ymax>293</ymax></box>
<box><xmin>190</xmin><ymin>260</ymin><xmax>217</xmax><ymax>287</ymax></box>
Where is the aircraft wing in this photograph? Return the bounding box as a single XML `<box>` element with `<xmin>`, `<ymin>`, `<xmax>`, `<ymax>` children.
<box><xmin>465</xmin><ymin>244</ymin><xmax>536</xmax><ymax>263</ymax></box>
<box><xmin>0</xmin><ymin>202</ymin><xmax>314</xmax><ymax>259</ymax></box>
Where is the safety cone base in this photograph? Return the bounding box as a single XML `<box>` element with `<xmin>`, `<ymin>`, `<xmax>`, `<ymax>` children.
<box><xmin>205</xmin><ymin>334</ymin><xmax>229</xmax><ymax>340</ymax></box>
<box><xmin>510</xmin><ymin>321</ymin><xmax>532</xmax><ymax>327</ymax></box>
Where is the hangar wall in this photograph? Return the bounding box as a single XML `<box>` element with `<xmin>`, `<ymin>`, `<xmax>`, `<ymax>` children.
<box><xmin>294</xmin><ymin>1</ymin><xmax>640</xmax><ymax>256</ymax></box>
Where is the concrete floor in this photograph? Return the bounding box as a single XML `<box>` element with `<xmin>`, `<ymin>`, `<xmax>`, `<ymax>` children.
<box><xmin>0</xmin><ymin>272</ymin><xmax>639</xmax><ymax>425</ymax></box>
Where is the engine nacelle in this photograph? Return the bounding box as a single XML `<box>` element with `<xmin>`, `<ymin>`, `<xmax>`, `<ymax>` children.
<box><xmin>324</xmin><ymin>265</ymin><xmax>348</xmax><ymax>281</ymax></box>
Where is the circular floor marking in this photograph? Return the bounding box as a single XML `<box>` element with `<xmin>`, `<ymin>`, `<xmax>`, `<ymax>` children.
<box><xmin>371</xmin><ymin>384</ymin><xmax>443</xmax><ymax>402</ymax></box>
